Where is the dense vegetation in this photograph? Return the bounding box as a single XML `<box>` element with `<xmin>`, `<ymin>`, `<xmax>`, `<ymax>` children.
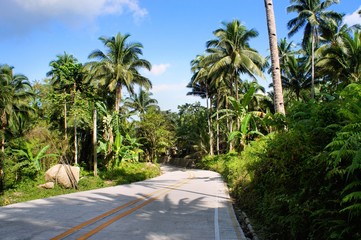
<box><xmin>1</xmin><ymin>0</ymin><xmax>361</xmax><ymax>239</ymax></box>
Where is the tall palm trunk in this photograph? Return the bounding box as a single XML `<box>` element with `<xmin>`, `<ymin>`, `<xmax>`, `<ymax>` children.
<box><xmin>0</xmin><ymin>111</ymin><xmax>5</xmax><ymax>152</ymax></box>
<box><xmin>216</xmin><ymin>94</ymin><xmax>220</xmax><ymax>155</ymax></box>
<box><xmin>264</xmin><ymin>0</ymin><xmax>285</xmax><ymax>115</ymax></box>
<box><xmin>93</xmin><ymin>108</ymin><xmax>97</xmax><ymax>176</ymax></box>
<box><xmin>73</xmin><ymin>83</ymin><xmax>78</xmax><ymax>165</ymax></box>
<box><xmin>206</xmin><ymin>93</ymin><xmax>214</xmax><ymax>156</ymax></box>
<box><xmin>311</xmin><ymin>27</ymin><xmax>316</xmax><ymax>99</ymax></box>
<box><xmin>74</xmin><ymin>116</ymin><xmax>78</xmax><ymax>165</ymax></box>
<box><xmin>115</xmin><ymin>84</ymin><xmax>122</xmax><ymax>113</ymax></box>
<box><xmin>235</xmin><ymin>74</ymin><xmax>240</xmax><ymax>130</ymax></box>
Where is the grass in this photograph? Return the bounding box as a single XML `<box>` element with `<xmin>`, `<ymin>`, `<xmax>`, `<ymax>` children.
<box><xmin>0</xmin><ymin>162</ymin><xmax>161</xmax><ymax>206</ymax></box>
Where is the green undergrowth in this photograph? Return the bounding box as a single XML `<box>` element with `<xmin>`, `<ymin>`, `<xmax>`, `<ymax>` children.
<box><xmin>0</xmin><ymin>162</ymin><xmax>161</xmax><ymax>206</ymax></box>
<box><xmin>198</xmin><ymin>88</ymin><xmax>361</xmax><ymax>239</ymax></box>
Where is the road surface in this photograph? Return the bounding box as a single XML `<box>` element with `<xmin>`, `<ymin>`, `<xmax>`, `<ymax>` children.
<box><xmin>0</xmin><ymin>165</ymin><xmax>246</xmax><ymax>240</ymax></box>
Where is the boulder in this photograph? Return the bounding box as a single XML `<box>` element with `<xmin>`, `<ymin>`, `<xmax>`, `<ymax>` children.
<box><xmin>45</xmin><ymin>164</ymin><xmax>80</xmax><ymax>188</ymax></box>
<box><xmin>38</xmin><ymin>182</ymin><xmax>54</xmax><ymax>189</ymax></box>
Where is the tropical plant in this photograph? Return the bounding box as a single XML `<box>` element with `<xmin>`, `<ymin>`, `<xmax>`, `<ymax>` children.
<box><xmin>87</xmin><ymin>33</ymin><xmax>152</xmax><ymax>113</ymax></box>
<box><xmin>217</xmin><ymin>82</ymin><xmax>265</xmax><ymax>151</ymax></box>
<box><xmin>326</xmin><ymin>84</ymin><xmax>361</xmax><ymax>225</ymax></box>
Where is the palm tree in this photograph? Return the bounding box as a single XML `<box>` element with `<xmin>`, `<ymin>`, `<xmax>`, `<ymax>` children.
<box><xmin>189</xmin><ymin>54</ymin><xmax>216</xmax><ymax>155</ymax></box>
<box><xmin>0</xmin><ymin>65</ymin><xmax>33</xmax><ymax>153</ymax></box>
<box><xmin>124</xmin><ymin>88</ymin><xmax>159</xmax><ymax>116</ymax></box>
<box><xmin>205</xmin><ymin>20</ymin><xmax>265</xmax><ymax>151</ymax></box>
<box><xmin>206</xmin><ymin>20</ymin><xmax>266</xmax><ymax>102</ymax></box>
<box><xmin>0</xmin><ymin>65</ymin><xmax>33</xmax><ymax>192</ymax></box>
<box><xmin>87</xmin><ymin>33</ymin><xmax>152</xmax><ymax>113</ymax></box>
<box><xmin>317</xmin><ymin>30</ymin><xmax>361</xmax><ymax>88</ymax></box>
<box><xmin>281</xmin><ymin>56</ymin><xmax>311</xmax><ymax>101</ymax></box>
<box><xmin>287</xmin><ymin>0</ymin><xmax>342</xmax><ymax>99</ymax></box>
<box><xmin>264</xmin><ymin>0</ymin><xmax>286</xmax><ymax>115</ymax></box>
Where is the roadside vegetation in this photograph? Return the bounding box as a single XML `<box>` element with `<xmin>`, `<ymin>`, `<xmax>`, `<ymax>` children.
<box><xmin>1</xmin><ymin>0</ymin><xmax>361</xmax><ymax>239</ymax></box>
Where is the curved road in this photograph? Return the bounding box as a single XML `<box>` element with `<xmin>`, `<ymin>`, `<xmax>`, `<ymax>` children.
<box><xmin>0</xmin><ymin>166</ymin><xmax>246</xmax><ymax>240</ymax></box>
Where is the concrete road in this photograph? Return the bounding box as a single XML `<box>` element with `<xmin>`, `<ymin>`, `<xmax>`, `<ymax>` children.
<box><xmin>0</xmin><ymin>166</ymin><xmax>246</xmax><ymax>240</ymax></box>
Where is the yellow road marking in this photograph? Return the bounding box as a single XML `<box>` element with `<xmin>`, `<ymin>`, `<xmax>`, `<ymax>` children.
<box><xmin>77</xmin><ymin>174</ymin><xmax>194</xmax><ymax>240</ymax></box>
<box><xmin>51</xmin><ymin>171</ymin><xmax>194</xmax><ymax>240</ymax></box>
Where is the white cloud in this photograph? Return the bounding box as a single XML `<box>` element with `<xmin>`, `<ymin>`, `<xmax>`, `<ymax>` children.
<box><xmin>343</xmin><ymin>6</ymin><xmax>361</xmax><ymax>26</ymax></box>
<box><xmin>0</xmin><ymin>0</ymin><xmax>147</xmax><ymax>38</ymax></box>
<box><xmin>149</xmin><ymin>63</ymin><xmax>171</xmax><ymax>76</ymax></box>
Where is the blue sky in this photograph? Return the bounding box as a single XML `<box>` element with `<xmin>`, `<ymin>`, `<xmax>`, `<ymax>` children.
<box><xmin>0</xmin><ymin>0</ymin><xmax>360</xmax><ymax>111</ymax></box>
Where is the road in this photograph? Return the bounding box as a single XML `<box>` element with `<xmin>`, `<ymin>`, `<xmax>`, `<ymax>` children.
<box><xmin>0</xmin><ymin>166</ymin><xmax>246</xmax><ymax>240</ymax></box>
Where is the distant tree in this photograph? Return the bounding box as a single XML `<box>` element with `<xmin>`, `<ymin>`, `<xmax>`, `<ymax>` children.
<box><xmin>176</xmin><ymin>103</ymin><xmax>209</xmax><ymax>158</ymax></box>
<box><xmin>124</xmin><ymin>88</ymin><xmax>159</xmax><ymax>117</ymax></box>
<box><xmin>137</xmin><ymin>108</ymin><xmax>175</xmax><ymax>162</ymax></box>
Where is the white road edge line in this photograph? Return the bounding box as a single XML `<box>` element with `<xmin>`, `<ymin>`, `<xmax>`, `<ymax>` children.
<box><xmin>214</xmin><ymin>190</ymin><xmax>220</xmax><ymax>240</ymax></box>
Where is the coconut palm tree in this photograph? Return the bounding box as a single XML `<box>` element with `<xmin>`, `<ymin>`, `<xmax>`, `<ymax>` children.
<box><xmin>287</xmin><ymin>0</ymin><xmax>342</xmax><ymax>98</ymax></box>
<box><xmin>317</xmin><ymin>30</ymin><xmax>361</xmax><ymax>88</ymax></box>
<box><xmin>189</xmin><ymin>54</ymin><xmax>216</xmax><ymax>155</ymax></box>
<box><xmin>206</xmin><ymin>20</ymin><xmax>266</xmax><ymax>102</ymax></box>
<box><xmin>124</xmin><ymin>88</ymin><xmax>159</xmax><ymax>116</ymax></box>
<box><xmin>0</xmin><ymin>65</ymin><xmax>33</xmax><ymax>192</ymax></box>
<box><xmin>87</xmin><ymin>33</ymin><xmax>152</xmax><ymax>113</ymax></box>
<box><xmin>281</xmin><ymin>56</ymin><xmax>311</xmax><ymax>101</ymax></box>
<box><xmin>0</xmin><ymin>65</ymin><xmax>33</xmax><ymax>153</ymax></box>
<box><xmin>205</xmin><ymin>20</ymin><xmax>265</xmax><ymax>151</ymax></box>
<box><xmin>264</xmin><ymin>0</ymin><xmax>285</xmax><ymax>115</ymax></box>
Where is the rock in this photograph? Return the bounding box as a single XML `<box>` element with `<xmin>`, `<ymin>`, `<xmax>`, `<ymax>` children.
<box><xmin>45</xmin><ymin>164</ymin><xmax>80</xmax><ymax>188</ymax></box>
<box><xmin>38</xmin><ymin>182</ymin><xmax>54</xmax><ymax>189</ymax></box>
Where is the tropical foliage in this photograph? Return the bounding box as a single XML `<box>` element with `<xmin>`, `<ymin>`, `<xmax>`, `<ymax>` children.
<box><xmin>1</xmin><ymin>2</ymin><xmax>361</xmax><ymax>238</ymax></box>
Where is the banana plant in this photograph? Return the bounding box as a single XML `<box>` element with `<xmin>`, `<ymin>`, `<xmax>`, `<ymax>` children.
<box><xmin>12</xmin><ymin>143</ymin><xmax>58</xmax><ymax>172</ymax></box>
<box><xmin>215</xmin><ymin>82</ymin><xmax>265</xmax><ymax>150</ymax></box>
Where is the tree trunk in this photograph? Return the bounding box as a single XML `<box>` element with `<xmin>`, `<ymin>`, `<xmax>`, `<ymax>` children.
<box><xmin>264</xmin><ymin>0</ymin><xmax>285</xmax><ymax>115</ymax></box>
<box><xmin>64</xmin><ymin>103</ymin><xmax>68</xmax><ymax>141</ymax></box>
<box><xmin>115</xmin><ymin>84</ymin><xmax>122</xmax><ymax>113</ymax></box>
<box><xmin>311</xmin><ymin>28</ymin><xmax>315</xmax><ymax>99</ymax></box>
<box><xmin>235</xmin><ymin>75</ymin><xmax>240</xmax><ymax>131</ymax></box>
<box><xmin>206</xmin><ymin>92</ymin><xmax>214</xmax><ymax>156</ymax></box>
<box><xmin>93</xmin><ymin>109</ymin><xmax>97</xmax><ymax>177</ymax></box>
<box><xmin>1</xmin><ymin>124</ymin><xmax>4</xmax><ymax>153</ymax></box>
<box><xmin>74</xmin><ymin>116</ymin><xmax>78</xmax><ymax>165</ymax></box>
<box><xmin>216</xmin><ymin>94</ymin><xmax>220</xmax><ymax>155</ymax></box>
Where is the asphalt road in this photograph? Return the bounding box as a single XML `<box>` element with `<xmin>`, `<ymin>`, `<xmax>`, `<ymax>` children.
<box><xmin>0</xmin><ymin>165</ymin><xmax>246</xmax><ymax>240</ymax></box>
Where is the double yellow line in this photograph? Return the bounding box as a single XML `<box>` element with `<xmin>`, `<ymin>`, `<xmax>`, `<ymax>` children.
<box><xmin>51</xmin><ymin>171</ymin><xmax>194</xmax><ymax>240</ymax></box>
